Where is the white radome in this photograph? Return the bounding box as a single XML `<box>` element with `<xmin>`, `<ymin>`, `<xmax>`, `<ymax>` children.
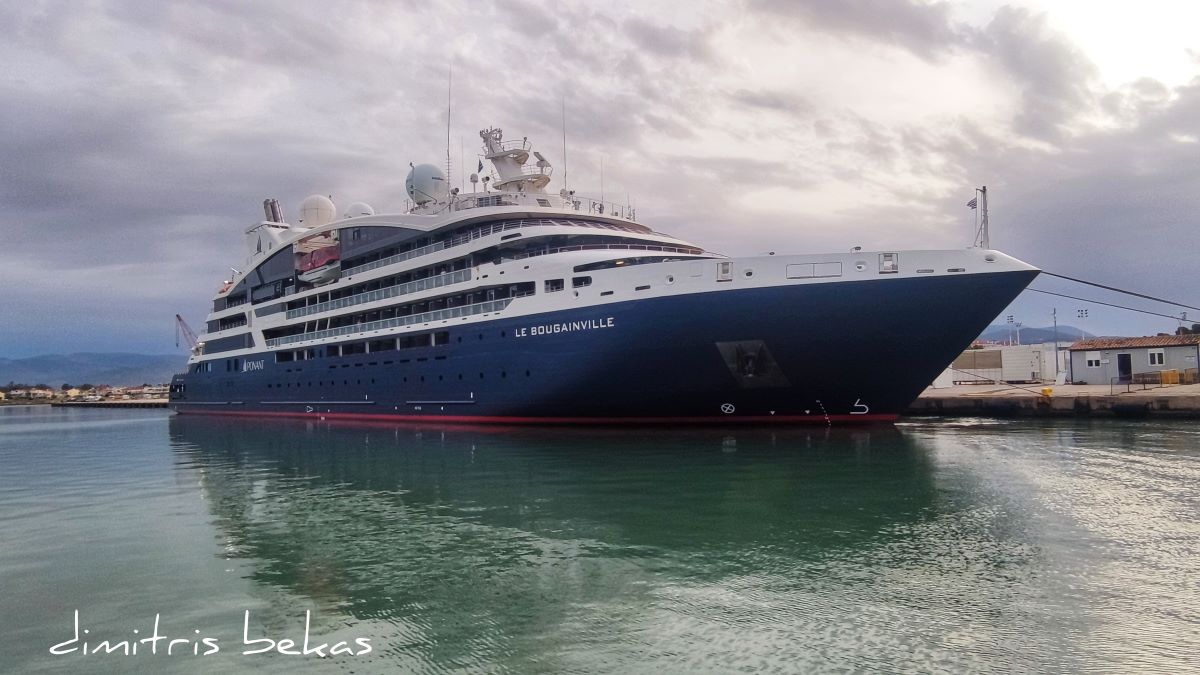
<box><xmin>344</xmin><ymin>201</ymin><xmax>375</xmax><ymax>218</ymax></box>
<box><xmin>406</xmin><ymin>164</ymin><xmax>448</xmax><ymax>205</ymax></box>
<box><xmin>299</xmin><ymin>195</ymin><xmax>337</xmax><ymax>227</ymax></box>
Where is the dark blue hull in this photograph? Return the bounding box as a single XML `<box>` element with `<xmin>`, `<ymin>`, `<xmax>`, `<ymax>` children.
<box><xmin>170</xmin><ymin>271</ymin><xmax>1037</xmax><ymax>424</ymax></box>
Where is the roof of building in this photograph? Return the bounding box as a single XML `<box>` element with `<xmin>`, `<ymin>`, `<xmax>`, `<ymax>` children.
<box><xmin>1069</xmin><ymin>335</ymin><xmax>1200</xmax><ymax>350</ymax></box>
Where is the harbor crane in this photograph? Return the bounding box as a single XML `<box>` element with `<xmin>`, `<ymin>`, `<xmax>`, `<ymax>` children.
<box><xmin>174</xmin><ymin>314</ymin><xmax>199</xmax><ymax>351</ymax></box>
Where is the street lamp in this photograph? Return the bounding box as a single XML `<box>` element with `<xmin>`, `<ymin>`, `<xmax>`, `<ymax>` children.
<box><xmin>1077</xmin><ymin>309</ymin><xmax>1088</xmax><ymax>339</ymax></box>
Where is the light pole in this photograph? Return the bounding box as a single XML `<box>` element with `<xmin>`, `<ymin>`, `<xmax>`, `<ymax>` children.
<box><xmin>1052</xmin><ymin>308</ymin><xmax>1060</xmax><ymax>378</ymax></box>
<box><xmin>1006</xmin><ymin>315</ymin><xmax>1015</xmax><ymax>346</ymax></box>
<box><xmin>1077</xmin><ymin>309</ymin><xmax>1088</xmax><ymax>339</ymax></box>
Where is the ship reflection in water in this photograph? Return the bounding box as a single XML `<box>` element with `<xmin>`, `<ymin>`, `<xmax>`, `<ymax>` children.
<box><xmin>166</xmin><ymin>415</ymin><xmax>1200</xmax><ymax>673</ymax></box>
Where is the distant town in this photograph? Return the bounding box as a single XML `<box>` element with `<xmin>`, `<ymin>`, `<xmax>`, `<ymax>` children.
<box><xmin>0</xmin><ymin>383</ymin><xmax>168</xmax><ymax>404</ymax></box>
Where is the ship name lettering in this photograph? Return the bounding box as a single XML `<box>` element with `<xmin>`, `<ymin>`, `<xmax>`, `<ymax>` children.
<box><xmin>515</xmin><ymin>317</ymin><xmax>615</xmax><ymax>338</ymax></box>
<box><xmin>242</xmin><ymin>360</ymin><xmax>265</xmax><ymax>372</ymax></box>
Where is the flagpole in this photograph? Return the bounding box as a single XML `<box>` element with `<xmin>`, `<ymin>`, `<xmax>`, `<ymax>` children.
<box><xmin>980</xmin><ymin>185</ymin><xmax>989</xmax><ymax>249</ymax></box>
<box><xmin>968</xmin><ymin>189</ymin><xmax>980</xmax><ymax>247</ymax></box>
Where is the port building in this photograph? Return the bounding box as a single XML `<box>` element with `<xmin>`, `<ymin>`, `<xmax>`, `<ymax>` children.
<box><xmin>1067</xmin><ymin>335</ymin><xmax>1200</xmax><ymax>385</ymax></box>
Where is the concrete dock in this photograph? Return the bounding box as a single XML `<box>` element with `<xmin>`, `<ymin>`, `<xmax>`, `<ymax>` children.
<box><xmin>908</xmin><ymin>383</ymin><xmax>1200</xmax><ymax>418</ymax></box>
<box><xmin>52</xmin><ymin>399</ymin><xmax>168</xmax><ymax>409</ymax></box>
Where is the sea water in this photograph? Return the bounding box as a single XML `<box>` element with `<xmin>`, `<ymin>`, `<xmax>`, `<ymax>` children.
<box><xmin>1</xmin><ymin>405</ymin><xmax>1196</xmax><ymax>673</ymax></box>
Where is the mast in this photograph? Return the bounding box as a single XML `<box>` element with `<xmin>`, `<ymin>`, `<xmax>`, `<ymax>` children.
<box><xmin>445</xmin><ymin>63</ymin><xmax>452</xmax><ymax>188</ymax></box>
<box><xmin>561</xmin><ymin>97</ymin><xmax>568</xmax><ymax>191</ymax></box>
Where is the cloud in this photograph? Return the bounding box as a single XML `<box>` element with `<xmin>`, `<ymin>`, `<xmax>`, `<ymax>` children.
<box><xmin>970</xmin><ymin>6</ymin><xmax>1099</xmax><ymax>140</ymax></box>
<box><xmin>1</xmin><ymin>1</ymin><xmax>1198</xmax><ymax>356</ymax></box>
<box><xmin>748</xmin><ymin>0</ymin><xmax>964</xmax><ymax>60</ymax></box>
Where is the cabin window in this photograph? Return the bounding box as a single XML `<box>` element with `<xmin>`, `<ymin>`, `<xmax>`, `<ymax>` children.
<box><xmin>879</xmin><ymin>253</ymin><xmax>898</xmax><ymax>274</ymax></box>
<box><xmin>1149</xmin><ymin>349</ymin><xmax>1165</xmax><ymax>366</ymax></box>
<box><xmin>717</xmin><ymin>262</ymin><xmax>732</xmax><ymax>282</ymax></box>
<box><xmin>1086</xmin><ymin>351</ymin><xmax>1101</xmax><ymax>368</ymax></box>
<box><xmin>545</xmin><ymin>279</ymin><xmax>564</xmax><ymax>293</ymax></box>
<box><xmin>572</xmin><ymin>276</ymin><xmax>592</xmax><ymax>288</ymax></box>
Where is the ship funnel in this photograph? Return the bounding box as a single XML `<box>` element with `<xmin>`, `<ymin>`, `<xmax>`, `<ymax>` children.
<box><xmin>263</xmin><ymin>198</ymin><xmax>284</xmax><ymax>223</ymax></box>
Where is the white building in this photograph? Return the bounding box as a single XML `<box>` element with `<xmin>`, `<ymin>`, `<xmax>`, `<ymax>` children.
<box><xmin>1068</xmin><ymin>335</ymin><xmax>1200</xmax><ymax>385</ymax></box>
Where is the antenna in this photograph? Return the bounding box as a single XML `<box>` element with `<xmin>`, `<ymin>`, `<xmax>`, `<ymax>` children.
<box><xmin>445</xmin><ymin>63</ymin><xmax>452</xmax><ymax>189</ymax></box>
<box><xmin>600</xmin><ymin>155</ymin><xmax>605</xmax><ymax>205</ymax></box>
<box><xmin>561</xmin><ymin>96</ymin><xmax>568</xmax><ymax>191</ymax></box>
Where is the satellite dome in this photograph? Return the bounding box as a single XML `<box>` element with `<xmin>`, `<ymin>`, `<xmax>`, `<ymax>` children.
<box><xmin>344</xmin><ymin>201</ymin><xmax>375</xmax><ymax>218</ymax></box>
<box><xmin>299</xmin><ymin>195</ymin><xmax>336</xmax><ymax>227</ymax></box>
<box><xmin>406</xmin><ymin>164</ymin><xmax>448</xmax><ymax>205</ymax></box>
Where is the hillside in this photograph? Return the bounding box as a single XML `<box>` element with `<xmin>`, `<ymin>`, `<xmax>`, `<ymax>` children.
<box><xmin>0</xmin><ymin>353</ymin><xmax>185</xmax><ymax>387</ymax></box>
<box><xmin>978</xmin><ymin>325</ymin><xmax>1092</xmax><ymax>345</ymax></box>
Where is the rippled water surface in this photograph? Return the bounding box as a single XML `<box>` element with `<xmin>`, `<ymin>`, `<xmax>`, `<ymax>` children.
<box><xmin>1</xmin><ymin>406</ymin><xmax>1197</xmax><ymax>673</ymax></box>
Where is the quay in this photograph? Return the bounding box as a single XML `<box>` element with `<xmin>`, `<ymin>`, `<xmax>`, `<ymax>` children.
<box><xmin>52</xmin><ymin>399</ymin><xmax>168</xmax><ymax>409</ymax></box>
<box><xmin>34</xmin><ymin>393</ymin><xmax>1200</xmax><ymax>418</ymax></box>
<box><xmin>907</xmin><ymin>383</ymin><xmax>1200</xmax><ymax>419</ymax></box>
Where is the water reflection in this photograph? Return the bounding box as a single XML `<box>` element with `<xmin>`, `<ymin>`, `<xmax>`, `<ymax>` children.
<box><xmin>163</xmin><ymin>416</ymin><xmax>1200</xmax><ymax>673</ymax></box>
<box><xmin>169</xmin><ymin>417</ymin><xmax>944</xmax><ymax>670</ymax></box>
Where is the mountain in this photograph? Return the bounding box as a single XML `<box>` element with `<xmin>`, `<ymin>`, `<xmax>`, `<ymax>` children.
<box><xmin>978</xmin><ymin>325</ymin><xmax>1092</xmax><ymax>345</ymax></box>
<box><xmin>0</xmin><ymin>353</ymin><xmax>186</xmax><ymax>387</ymax></box>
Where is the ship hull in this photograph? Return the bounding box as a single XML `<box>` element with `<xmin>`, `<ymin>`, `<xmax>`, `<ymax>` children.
<box><xmin>170</xmin><ymin>270</ymin><xmax>1037</xmax><ymax>424</ymax></box>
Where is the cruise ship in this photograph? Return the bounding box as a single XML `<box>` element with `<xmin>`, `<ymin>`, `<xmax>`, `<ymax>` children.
<box><xmin>169</xmin><ymin>128</ymin><xmax>1038</xmax><ymax>424</ymax></box>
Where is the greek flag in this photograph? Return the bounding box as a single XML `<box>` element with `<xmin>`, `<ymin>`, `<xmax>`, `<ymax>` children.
<box><xmin>966</xmin><ymin>197</ymin><xmax>978</xmax><ymax>209</ymax></box>
<box><xmin>477</xmin><ymin>159</ymin><xmax>483</xmax><ymax>172</ymax></box>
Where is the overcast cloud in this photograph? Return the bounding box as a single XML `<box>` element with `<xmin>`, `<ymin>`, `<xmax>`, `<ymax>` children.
<box><xmin>1</xmin><ymin>0</ymin><xmax>1197</xmax><ymax>357</ymax></box>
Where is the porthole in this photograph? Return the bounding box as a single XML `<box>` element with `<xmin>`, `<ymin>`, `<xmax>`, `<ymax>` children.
<box><xmin>458</xmin><ymin>374</ymin><xmax>463</xmax><ymax>380</ymax></box>
<box><xmin>438</xmin><ymin>375</ymin><xmax>443</xmax><ymax>381</ymax></box>
<box><xmin>744</xmin><ymin>269</ymin><xmax>754</xmax><ymax>277</ymax></box>
<box><xmin>501</xmin><ymin>371</ymin><xmax>507</xmax><ymax>378</ymax></box>
<box><xmin>855</xmin><ymin>261</ymin><xmax>866</xmax><ymax>271</ymax></box>
<box><xmin>666</xmin><ymin>275</ymin><xmax>675</xmax><ymax>284</ymax></box>
<box><xmin>420</xmin><ymin>376</ymin><xmax>425</xmax><ymax>382</ymax></box>
<box><xmin>525</xmin><ymin>370</ymin><xmax>531</xmax><ymax>377</ymax></box>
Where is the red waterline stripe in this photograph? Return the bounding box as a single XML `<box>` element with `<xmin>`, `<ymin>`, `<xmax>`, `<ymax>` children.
<box><xmin>172</xmin><ymin>408</ymin><xmax>898</xmax><ymax>425</ymax></box>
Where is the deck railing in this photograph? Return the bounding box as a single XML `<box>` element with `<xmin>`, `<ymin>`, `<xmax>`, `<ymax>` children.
<box><xmin>286</xmin><ymin>269</ymin><xmax>471</xmax><ymax>320</ymax></box>
<box><xmin>340</xmin><ymin>218</ymin><xmax>661</xmax><ymax>278</ymax></box>
<box><xmin>266</xmin><ymin>298</ymin><xmax>513</xmax><ymax>348</ymax></box>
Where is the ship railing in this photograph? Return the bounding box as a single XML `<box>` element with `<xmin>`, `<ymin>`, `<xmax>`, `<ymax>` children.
<box><xmin>445</xmin><ymin>217</ymin><xmax>653</xmax><ymax>243</ymax></box>
<box><xmin>505</xmin><ymin>243</ymin><xmax>704</xmax><ymax>262</ymax></box>
<box><xmin>484</xmin><ymin>138</ymin><xmax>531</xmax><ymax>157</ymax></box>
<box><xmin>342</xmin><ymin>241</ymin><xmax>449</xmax><ymax>277</ymax></box>
<box><xmin>286</xmin><ymin>269</ymin><xmax>472</xmax><ymax>320</ymax></box>
<box><xmin>563</xmin><ymin>197</ymin><xmax>635</xmax><ymax>221</ymax></box>
<box><xmin>341</xmin><ymin>218</ymin><xmax>663</xmax><ymax>278</ymax></box>
<box><xmin>266</xmin><ymin>298</ymin><xmax>514</xmax><ymax>348</ymax></box>
<box><xmin>488</xmin><ymin>163</ymin><xmax>553</xmax><ymax>181</ymax></box>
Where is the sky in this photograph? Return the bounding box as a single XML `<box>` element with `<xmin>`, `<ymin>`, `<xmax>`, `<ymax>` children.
<box><xmin>1</xmin><ymin>0</ymin><xmax>1198</xmax><ymax>358</ymax></box>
